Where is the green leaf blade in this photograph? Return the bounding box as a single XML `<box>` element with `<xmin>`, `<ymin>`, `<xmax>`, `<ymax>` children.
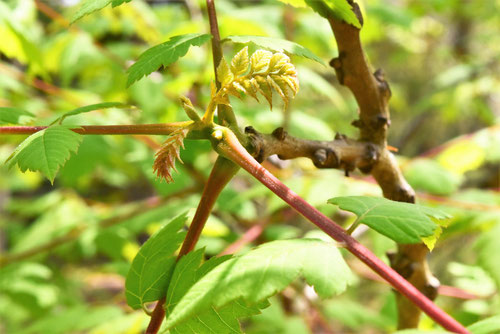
<box><xmin>224</xmin><ymin>35</ymin><xmax>325</xmax><ymax>66</ymax></box>
<box><xmin>328</xmin><ymin>196</ymin><xmax>450</xmax><ymax>243</ymax></box>
<box><xmin>54</xmin><ymin>102</ymin><xmax>126</xmax><ymax>124</ymax></box>
<box><xmin>165</xmin><ymin>239</ymin><xmax>352</xmax><ymax>331</ymax></box>
<box><xmin>0</xmin><ymin>107</ymin><xmax>34</xmax><ymax>125</ymax></box>
<box><xmin>125</xmin><ymin>213</ymin><xmax>188</xmax><ymax>310</ymax></box>
<box><xmin>5</xmin><ymin>126</ymin><xmax>83</xmax><ymax>183</ymax></box>
<box><xmin>276</xmin><ymin>0</ymin><xmax>361</xmax><ymax>28</ymax></box>
<box><xmin>71</xmin><ymin>0</ymin><xmax>112</xmax><ymax>23</ymax></box>
<box><xmin>126</xmin><ymin>33</ymin><xmax>212</xmax><ymax>87</ymax></box>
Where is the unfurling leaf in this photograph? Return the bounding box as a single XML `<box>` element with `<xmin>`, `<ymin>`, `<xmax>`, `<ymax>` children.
<box><xmin>180</xmin><ymin>96</ymin><xmax>200</xmax><ymax>121</ymax></box>
<box><xmin>152</xmin><ymin>128</ymin><xmax>188</xmax><ymax>183</ymax></box>
<box><xmin>216</xmin><ymin>58</ymin><xmax>233</xmax><ymax>87</ymax></box>
<box><xmin>214</xmin><ymin>49</ymin><xmax>299</xmax><ymax>110</ymax></box>
<box><xmin>230</xmin><ymin>46</ymin><xmax>249</xmax><ymax>76</ymax></box>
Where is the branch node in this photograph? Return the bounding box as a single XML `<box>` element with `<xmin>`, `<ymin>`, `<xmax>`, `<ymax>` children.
<box><xmin>358</xmin><ymin>143</ymin><xmax>378</xmax><ymax>173</ymax></box>
<box><xmin>272</xmin><ymin>127</ymin><xmax>287</xmax><ymax>141</ymax></box>
<box><xmin>313</xmin><ymin>148</ymin><xmax>338</xmax><ymax>169</ymax></box>
<box><xmin>376</xmin><ymin>114</ymin><xmax>391</xmax><ymax>127</ymax></box>
<box><xmin>329</xmin><ymin>56</ymin><xmax>345</xmax><ymax>85</ymax></box>
<box><xmin>374</xmin><ymin>68</ymin><xmax>392</xmax><ymax>99</ymax></box>
<box><xmin>351</xmin><ymin>119</ymin><xmax>363</xmax><ymax>128</ymax></box>
<box><xmin>347</xmin><ymin>0</ymin><xmax>364</xmax><ymax>26</ymax></box>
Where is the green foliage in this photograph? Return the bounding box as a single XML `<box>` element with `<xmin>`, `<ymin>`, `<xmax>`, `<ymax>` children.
<box><xmin>71</xmin><ymin>0</ymin><xmax>113</xmax><ymax>23</ymax></box>
<box><xmin>5</xmin><ymin>126</ymin><xmax>83</xmax><ymax>183</ymax></box>
<box><xmin>0</xmin><ymin>107</ymin><xmax>34</xmax><ymax>125</ymax></box>
<box><xmin>164</xmin><ymin>239</ymin><xmax>353</xmax><ymax>331</ymax></box>
<box><xmin>214</xmin><ymin>48</ymin><xmax>299</xmax><ymax>110</ymax></box>
<box><xmin>126</xmin><ymin>33</ymin><xmax>212</xmax><ymax>87</ymax></box>
<box><xmin>223</xmin><ymin>35</ymin><xmax>325</xmax><ymax>65</ymax></box>
<box><xmin>403</xmin><ymin>158</ymin><xmax>462</xmax><ymax>196</ymax></box>
<box><xmin>53</xmin><ymin>102</ymin><xmax>126</xmax><ymax>125</ymax></box>
<box><xmin>467</xmin><ymin>315</ymin><xmax>500</xmax><ymax>334</ymax></box>
<box><xmin>71</xmin><ymin>0</ymin><xmax>131</xmax><ymax>23</ymax></box>
<box><xmin>166</xmin><ymin>249</ymin><xmax>263</xmax><ymax>333</ymax></box>
<box><xmin>278</xmin><ymin>0</ymin><xmax>361</xmax><ymax>28</ymax></box>
<box><xmin>125</xmin><ymin>213</ymin><xmax>187</xmax><ymax>310</ymax></box>
<box><xmin>328</xmin><ymin>196</ymin><xmax>450</xmax><ymax>243</ymax></box>
<box><xmin>474</xmin><ymin>222</ymin><xmax>500</xmax><ymax>288</ymax></box>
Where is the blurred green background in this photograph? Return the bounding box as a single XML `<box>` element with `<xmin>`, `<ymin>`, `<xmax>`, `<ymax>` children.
<box><xmin>0</xmin><ymin>0</ymin><xmax>499</xmax><ymax>333</ymax></box>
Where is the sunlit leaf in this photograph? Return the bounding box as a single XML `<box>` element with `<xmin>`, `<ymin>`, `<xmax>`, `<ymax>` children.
<box><xmin>467</xmin><ymin>315</ymin><xmax>500</xmax><ymax>334</ymax></box>
<box><xmin>125</xmin><ymin>213</ymin><xmax>187</xmax><ymax>310</ymax></box>
<box><xmin>216</xmin><ymin>58</ymin><xmax>234</xmax><ymax>87</ymax></box>
<box><xmin>276</xmin><ymin>0</ymin><xmax>361</xmax><ymax>28</ymax></box>
<box><xmin>6</xmin><ymin>126</ymin><xmax>83</xmax><ymax>184</ymax></box>
<box><xmin>0</xmin><ymin>107</ymin><xmax>34</xmax><ymax>125</ymax></box>
<box><xmin>164</xmin><ymin>239</ymin><xmax>353</xmax><ymax>330</ymax></box>
<box><xmin>53</xmin><ymin>102</ymin><xmax>126</xmax><ymax>124</ymax></box>
<box><xmin>71</xmin><ymin>0</ymin><xmax>112</xmax><ymax>23</ymax></box>
<box><xmin>166</xmin><ymin>249</ymin><xmax>263</xmax><ymax>333</ymax></box>
<box><xmin>126</xmin><ymin>33</ymin><xmax>212</xmax><ymax>87</ymax></box>
<box><xmin>328</xmin><ymin>196</ymin><xmax>450</xmax><ymax>243</ymax></box>
<box><xmin>230</xmin><ymin>46</ymin><xmax>250</xmax><ymax>76</ymax></box>
<box><xmin>224</xmin><ymin>35</ymin><xmax>325</xmax><ymax>65</ymax></box>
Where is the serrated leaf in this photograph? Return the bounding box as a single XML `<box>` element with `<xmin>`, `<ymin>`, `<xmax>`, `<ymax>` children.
<box><xmin>250</xmin><ymin>50</ymin><xmax>273</xmax><ymax>73</ymax></box>
<box><xmin>224</xmin><ymin>35</ymin><xmax>325</xmax><ymax>66</ymax></box>
<box><xmin>328</xmin><ymin>196</ymin><xmax>450</xmax><ymax>243</ymax></box>
<box><xmin>267</xmin><ymin>75</ymin><xmax>288</xmax><ymax>109</ymax></box>
<box><xmin>164</xmin><ymin>239</ymin><xmax>353</xmax><ymax>331</ymax></box>
<box><xmin>467</xmin><ymin>315</ymin><xmax>500</xmax><ymax>334</ymax></box>
<box><xmin>71</xmin><ymin>0</ymin><xmax>112</xmax><ymax>23</ymax></box>
<box><xmin>302</xmin><ymin>0</ymin><xmax>361</xmax><ymax>28</ymax></box>
<box><xmin>53</xmin><ymin>102</ymin><xmax>125</xmax><ymax>124</ymax></box>
<box><xmin>165</xmin><ymin>249</ymin><xmax>262</xmax><ymax>333</ymax></box>
<box><xmin>216</xmin><ymin>57</ymin><xmax>234</xmax><ymax>87</ymax></box>
<box><xmin>0</xmin><ymin>107</ymin><xmax>34</xmax><ymax>124</ymax></box>
<box><xmin>5</xmin><ymin>126</ymin><xmax>83</xmax><ymax>183</ymax></box>
<box><xmin>125</xmin><ymin>213</ymin><xmax>188</xmax><ymax>310</ymax></box>
<box><xmin>230</xmin><ymin>46</ymin><xmax>249</xmax><ymax>76</ymax></box>
<box><xmin>255</xmin><ymin>75</ymin><xmax>273</xmax><ymax>109</ymax></box>
<box><xmin>126</xmin><ymin>33</ymin><xmax>212</xmax><ymax>87</ymax></box>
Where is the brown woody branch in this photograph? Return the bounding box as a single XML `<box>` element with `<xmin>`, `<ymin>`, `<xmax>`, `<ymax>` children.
<box><xmin>326</xmin><ymin>1</ymin><xmax>436</xmax><ymax>329</ymax></box>
<box><xmin>244</xmin><ymin>126</ymin><xmax>378</xmax><ymax>174</ymax></box>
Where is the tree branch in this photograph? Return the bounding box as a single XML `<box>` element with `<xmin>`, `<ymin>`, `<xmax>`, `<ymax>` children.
<box><xmin>244</xmin><ymin>126</ymin><xmax>378</xmax><ymax>174</ymax></box>
<box><xmin>214</xmin><ymin>127</ymin><xmax>469</xmax><ymax>334</ymax></box>
<box><xmin>0</xmin><ymin>123</ymin><xmax>191</xmax><ymax>136</ymax></box>
<box><xmin>326</xmin><ymin>1</ymin><xmax>436</xmax><ymax>328</ymax></box>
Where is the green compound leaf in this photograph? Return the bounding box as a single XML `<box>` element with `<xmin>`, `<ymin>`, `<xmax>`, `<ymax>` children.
<box><xmin>71</xmin><ymin>0</ymin><xmax>131</xmax><ymax>23</ymax></box>
<box><xmin>223</xmin><ymin>35</ymin><xmax>325</xmax><ymax>66</ymax></box>
<box><xmin>5</xmin><ymin>126</ymin><xmax>83</xmax><ymax>184</ymax></box>
<box><xmin>467</xmin><ymin>315</ymin><xmax>500</xmax><ymax>334</ymax></box>
<box><xmin>328</xmin><ymin>196</ymin><xmax>450</xmax><ymax>243</ymax></box>
<box><xmin>276</xmin><ymin>0</ymin><xmax>361</xmax><ymax>28</ymax></box>
<box><xmin>52</xmin><ymin>102</ymin><xmax>126</xmax><ymax>125</ymax></box>
<box><xmin>125</xmin><ymin>213</ymin><xmax>187</xmax><ymax>310</ymax></box>
<box><xmin>164</xmin><ymin>239</ymin><xmax>353</xmax><ymax>331</ymax></box>
<box><xmin>126</xmin><ymin>33</ymin><xmax>212</xmax><ymax>87</ymax></box>
<box><xmin>0</xmin><ymin>107</ymin><xmax>34</xmax><ymax>125</ymax></box>
<box><xmin>166</xmin><ymin>249</ymin><xmax>263</xmax><ymax>333</ymax></box>
<box><xmin>71</xmin><ymin>0</ymin><xmax>111</xmax><ymax>23</ymax></box>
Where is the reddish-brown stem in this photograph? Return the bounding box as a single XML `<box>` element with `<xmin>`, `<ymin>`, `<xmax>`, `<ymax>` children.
<box><xmin>0</xmin><ymin>123</ymin><xmax>190</xmax><ymax>135</ymax></box>
<box><xmin>219</xmin><ymin>221</ymin><xmax>266</xmax><ymax>256</ymax></box>
<box><xmin>145</xmin><ymin>157</ymin><xmax>238</xmax><ymax>334</ymax></box>
<box><xmin>216</xmin><ymin>129</ymin><xmax>469</xmax><ymax>334</ymax></box>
